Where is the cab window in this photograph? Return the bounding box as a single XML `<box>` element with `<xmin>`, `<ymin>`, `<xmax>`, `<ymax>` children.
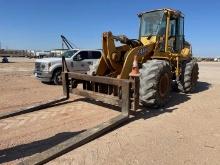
<box><xmin>74</xmin><ymin>51</ymin><xmax>101</xmax><ymax>60</ymax></box>
<box><xmin>87</xmin><ymin>51</ymin><xmax>101</xmax><ymax>59</ymax></box>
<box><xmin>77</xmin><ymin>51</ymin><xmax>89</xmax><ymax>59</ymax></box>
<box><xmin>91</xmin><ymin>51</ymin><xmax>101</xmax><ymax>59</ymax></box>
<box><xmin>168</xmin><ymin>16</ymin><xmax>184</xmax><ymax>52</ymax></box>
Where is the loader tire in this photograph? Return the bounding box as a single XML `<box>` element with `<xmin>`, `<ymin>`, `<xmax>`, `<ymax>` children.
<box><xmin>139</xmin><ymin>60</ymin><xmax>172</xmax><ymax>108</ymax></box>
<box><xmin>180</xmin><ymin>60</ymin><xmax>199</xmax><ymax>93</ymax></box>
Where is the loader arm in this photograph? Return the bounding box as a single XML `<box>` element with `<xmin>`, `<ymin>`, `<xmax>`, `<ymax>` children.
<box><xmin>98</xmin><ymin>32</ymin><xmax>130</xmax><ymax>76</ymax></box>
<box><xmin>97</xmin><ymin>31</ymin><xmax>155</xmax><ymax>78</ymax></box>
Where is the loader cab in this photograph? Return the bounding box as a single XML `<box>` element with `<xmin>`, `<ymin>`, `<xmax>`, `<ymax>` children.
<box><xmin>138</xmin><ymin>9</ymin><xmax>185</xmax><ymax>53</ymax></box>
<box><xmin>168</xmin><ymin>13</ymin><xmax>185</xmax><ymax>53</ymax></box>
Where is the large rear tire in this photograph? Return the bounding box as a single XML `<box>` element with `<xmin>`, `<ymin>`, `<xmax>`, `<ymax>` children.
<box><xmin>180</xmin><ymin>59</ymin><xmax>199</xmax><ymax>93</ymax></box>
<box><xmin>139</xmin><ymin>60</ymin><xmax>172</xmax><ymax>108</ymax></box>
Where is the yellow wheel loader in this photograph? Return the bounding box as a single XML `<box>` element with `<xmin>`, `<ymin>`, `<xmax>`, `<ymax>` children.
<box><xmin>3</xmin><ymin>8</ymin><xmax>199</xmax><ymax>165</ymax></box>
<box><xmin>83</xmin><ymin>8</ymin><xmax>199</xmax><ymax>108</ymax></box>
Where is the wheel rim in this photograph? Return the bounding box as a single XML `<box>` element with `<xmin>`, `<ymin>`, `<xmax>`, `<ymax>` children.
<box><xmin>56</xmin><ymin>72</ymin><xmax>62</xmax><ymax>84</ymax></box>
<box><xmin>159</xmin><ymin>73</ymin><xmax>170</xmax><ymax>97</ymax></box>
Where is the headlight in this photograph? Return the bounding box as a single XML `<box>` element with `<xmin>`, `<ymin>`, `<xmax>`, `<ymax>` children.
<box><xmin>40</xmin><ymin>62</ymin><xmax>51</xmax><ymax>71</ymax></box>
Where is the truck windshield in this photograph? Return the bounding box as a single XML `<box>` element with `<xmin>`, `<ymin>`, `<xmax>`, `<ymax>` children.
<box><xmin>61</xmin><ymin>50</ymin><xmax>78</xmax><ymax>58</ymax></box>
<box><xmin>140</xmin><ymin>10</ymin><xmax>165</xmax><ymax>37</ymax></box>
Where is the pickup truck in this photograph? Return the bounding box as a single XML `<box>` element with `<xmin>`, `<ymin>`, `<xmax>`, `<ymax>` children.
<box><xmin>34</xmin><ymin>49</ymin><xmax>101</xmax><ymax>85</ymax></box>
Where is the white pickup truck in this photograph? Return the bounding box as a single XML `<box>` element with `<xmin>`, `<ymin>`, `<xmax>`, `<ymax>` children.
<box><xmin>34</xmin><ymin>49</ymin><xmax>101</xmax><ymax>84</ymax></box>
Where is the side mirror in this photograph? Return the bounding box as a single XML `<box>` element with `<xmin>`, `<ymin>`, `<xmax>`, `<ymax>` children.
<box><xmin>73</xmin><ymin>54</ymin><xmax>83</xmax><ymax>61</ymax></box>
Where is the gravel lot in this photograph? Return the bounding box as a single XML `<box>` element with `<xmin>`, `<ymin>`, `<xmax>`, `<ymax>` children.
<box><xmin>0</xmin><ymin>58</ymin><xmax>219</xmax><ymax>165</ymax></box>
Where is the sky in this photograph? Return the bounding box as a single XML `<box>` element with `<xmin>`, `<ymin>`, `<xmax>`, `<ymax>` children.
<box><xmin>0</xmin><ymin>0</ymin><xmax>219</xmax><ymax>57</ymax></box>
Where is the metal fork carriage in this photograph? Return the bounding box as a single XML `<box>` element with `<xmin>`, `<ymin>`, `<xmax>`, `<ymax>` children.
<box><xmin>19</xmin><ymin>56</ymin><xmax>140</xmax><ymax>165</ymax></box>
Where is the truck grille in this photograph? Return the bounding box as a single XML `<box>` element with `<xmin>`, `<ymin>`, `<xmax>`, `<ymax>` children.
<box><xmin>35</xmin><ymin>62</ymin><xmax>41</xmax><ymax>71</ymax></box>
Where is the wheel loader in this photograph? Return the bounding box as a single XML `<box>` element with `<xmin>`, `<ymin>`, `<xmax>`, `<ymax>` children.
<box><xmin>5</xmin><ymin>8</ymin><xmax>199</xmax><ymax>165</ymax></box>
<box><xmin>76</xmin><ymin>8</ymin><xmax>199</xmax><ymax>108</ymax></box>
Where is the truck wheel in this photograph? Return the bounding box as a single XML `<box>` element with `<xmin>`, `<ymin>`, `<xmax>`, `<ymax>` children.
<box><xmin>53</xmin><ymin>69</ymin><xmax>62</xmax><ymax>85</ymax></box>
<box><xmin>139</xmin><ymin>60</ymin><xmax>172</xmax><ymax>108</ymax></box>
<box><xmin>180</xmin><ymin>60</ymin><xmax>199</xmax><ymax>93</ymax></box>
<box><xmin>71</xmin><ymin>79</ymin><xmax>78</xmax><ymax>88</ymax></box>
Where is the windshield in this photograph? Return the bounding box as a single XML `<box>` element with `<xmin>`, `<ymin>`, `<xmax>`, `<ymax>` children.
<box><xmin>61</xmin><ymin>50</ymin><xmax>78</xmax><ymax>58</ymax></box>
<box><xmin>140</xmin><ymin>10</ymin><xmax>165</xmax><ymax>37</ymax></box>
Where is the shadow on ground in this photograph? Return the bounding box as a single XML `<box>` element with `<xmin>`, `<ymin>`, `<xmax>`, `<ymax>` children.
<box><xmin>133</xmin><ymin>81</ymin><xmax>211</xmax><ymax>120</ymax></box>
<box><xmin>71</xmin><ymin>81</ymin><xmax>211</xmax><ymax>120</ymax></box>
<box><xmin>193</xmin><ymin>81</ymin><xmax>211</xmax><ymax>93</ymax></box>
<box><xmin>0</xmin><ymin>81</ymin><xmax>210</xmax><ymax>164</ymax></box>
<box><xmin>0</xmin><ymin>131</ymin><xmax>85</xmax><ymax>164</ymax></box>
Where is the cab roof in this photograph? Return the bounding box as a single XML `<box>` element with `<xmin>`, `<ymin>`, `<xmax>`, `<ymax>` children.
<box><xmin>138</xmin><ymin>8</ymin><xmax>184</xmax><ymax>17</ymax></box>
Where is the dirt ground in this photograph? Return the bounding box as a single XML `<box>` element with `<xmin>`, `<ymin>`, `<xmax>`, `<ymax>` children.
<box><xmin>0</xmin><ymin>58</ymin><xmax>219</xmax><ymax>165</ymax></box>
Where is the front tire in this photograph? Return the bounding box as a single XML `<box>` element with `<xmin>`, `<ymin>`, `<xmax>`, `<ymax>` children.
<box><xmin>139</xmin><ymin>60</ymin><xmax>172</xmax><ymax>108</ymax></box>
<box><xmin>180</xmin><ymin>60</ymin><xmax>199</xmax><ymax>93</ymax></box>
<box><xmin>53</xmin><ymin>69</ymin><xmax>62</xmax><ymax>85</ymax></box>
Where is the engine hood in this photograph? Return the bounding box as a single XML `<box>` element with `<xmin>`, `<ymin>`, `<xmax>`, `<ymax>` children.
<box><xmin>35</xmin><ymin>58</ymin><xmax>62</xmax><ymax>63</ymax></box>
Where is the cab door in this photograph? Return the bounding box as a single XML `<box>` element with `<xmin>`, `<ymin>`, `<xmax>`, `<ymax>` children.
<box><xmin>168</xmin><ymin>16</ymin><xmax>184</xmax><ymax>53</ymax></box>
<box><xmin>71</xmin><ymin>51</ymin><xmax>89</xmax><ymax>73</ymax></box>
<box><xmin>79</xmin><ymin>51</ymin><xmax>101</xmax><ymax>71</ymax></box>
<box><xmin>71</xmin><ymin>51</ymin><xmax>101</xmax><ymax>73</ymax></box>
<box><xmin>87</xmin><ymin>51</ymin><xmax>102</xmax><ymax>67</ymax></box>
